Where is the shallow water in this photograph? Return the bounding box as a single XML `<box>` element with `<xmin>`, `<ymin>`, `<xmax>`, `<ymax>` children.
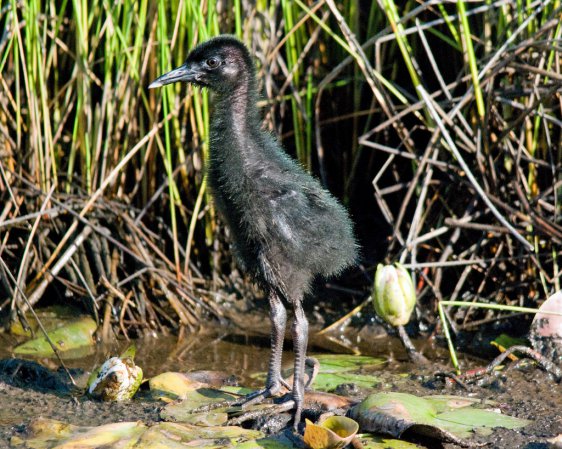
<box><xmin>0</xmin><ymin>317</ymin><xmax>443</xmax><ymax>381</ymax></box>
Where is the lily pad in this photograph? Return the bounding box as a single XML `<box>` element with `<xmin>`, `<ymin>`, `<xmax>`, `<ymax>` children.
<box><xmin>306</xmin><ymin>354</ymin><xmax>383</xmax><ymax>392</ymax></box>
<box><xmin>12</xmin><ymin>418</ymin><xmax>265</xmax><ymax>449</ymax></box>
<box><xmin>423</xmin><ymin>395</ymin><xmax>497</xmax><ymax>413</ymax></box>
<box><xmin>161</xmin><ymin>399</ymin><xmax>229</xmax><ymax>426</ymax></box>
<box><xmin>349</xmin><ymin>392</ymin><xmax>531</xmax><ymax>445</ymax></box>
<box><xmin>148</xmin><ymin>372</ymin><xmax>207</xmax><ymax>401</ymax></box>
<box><xmin>10</xmin><ymin>306</ymin><xmax>84</xmax><ymax>337</ymax></box>
<box><xmin>314</xmin><ymin>354</ymin><xmax>386</xmax><ymax>373</ymax></box>
<box><xmin>11</xmin><ymin>417</ymin><xmax>77</xmax><ymax>444</ymax></box>
<box><xmin>149</xmin><ymin>372</ymin><xmax>251</xmax><ymax>402</ymax></box>
<box><xmin>160</xmin><ymin>388</ymin><xmax>241</xmax><ymax>420</ymax></box>
<box><xmin>313</xmin><ymin>371</ymin><xmax>380</xmax><ymax>391</ymax></box>
<box><xmin>11</xmin><ymin>418</ymin><xmax>146</xmax><ymax>448</ymax></box>
<box><xmin>229</xmin><ymin>434</ymin><xmax>296</xmax><ymax>448</ymax></box>
<box><xmin>304</xmin><ymin>391</ymin><xmax>354</xmax><ymax>411</ymax></box>
<box><xmin>143</xmin><ymin>421</ymin><xmax>263</xmax><ymax>442</ymax></box>
<box><xmin>254</xmin><ymin>355</ymin><xmax>383</xmax><ymax>393</ymax></box>
<box><xmin>13</xmin><ymin>317</ymin><xmax>96</xmax><ymax>358</ymax></box>
<box><xmin>356</xmin><ymin>434</ymin><xmax>421</xmax><ymax>448</ymax></box>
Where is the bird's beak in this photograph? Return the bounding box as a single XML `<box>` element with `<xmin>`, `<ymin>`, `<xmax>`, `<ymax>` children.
<box><xmin>148</xmin><ymin>63</ymin><xmax>198</xmax><ymax>88</ymax></box>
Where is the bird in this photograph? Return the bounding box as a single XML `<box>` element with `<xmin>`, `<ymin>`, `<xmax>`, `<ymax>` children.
<box><xmin>149</xmin><ymin>35</ymin><xmax>357</xmax><ymax>429</ymax></box>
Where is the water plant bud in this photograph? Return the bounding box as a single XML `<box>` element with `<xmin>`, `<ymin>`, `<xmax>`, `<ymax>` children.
<box><xmin>373</xmin><ymin>263</ymin><xmax>416</xmax><ymax>326</ymax></box>
<box><xmin>87</xmin><ymin>347</ymin><xmax>143</xmax><ymax>401</ymax></box>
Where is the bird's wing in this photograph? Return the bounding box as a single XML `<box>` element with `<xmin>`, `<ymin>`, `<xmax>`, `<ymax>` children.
<box><xmin>251</xmin><ymin>173</ymin><xmax>331</xmax><ymax>245</ymax></box>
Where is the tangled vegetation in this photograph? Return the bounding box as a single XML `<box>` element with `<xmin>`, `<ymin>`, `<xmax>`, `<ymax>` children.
<box><xmin>0</xmin><ymin>1</ymin><xmax>560</xmax><ymax>339</ymax></box>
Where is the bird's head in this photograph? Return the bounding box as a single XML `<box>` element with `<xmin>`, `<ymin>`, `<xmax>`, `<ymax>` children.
<box><xmin>149</xmin><ymin>36</ymin><xmax>255</xmax><ymax>93</ymax></box>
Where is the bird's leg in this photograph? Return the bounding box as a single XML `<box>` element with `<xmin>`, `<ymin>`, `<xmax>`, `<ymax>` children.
<box><xmin>234</xmin><ymin>290</ymin><xmax>287</xmax><ymax>408</ymax></box>
<box><xmin>291</xmin><ymin>297</ymin><xmax>308</xmax><ymax>430</ymax></box>
<box><xmin>265</xmin><ymin>289</ymin><xmax>287</xmax><ymax>396</ymax></box>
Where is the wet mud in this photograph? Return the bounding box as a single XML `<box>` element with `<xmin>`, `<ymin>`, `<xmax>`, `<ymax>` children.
<box><xmin>0</xmin><ymin>324</ymin><xmax>560</xmax><ymax>448</ymax></box>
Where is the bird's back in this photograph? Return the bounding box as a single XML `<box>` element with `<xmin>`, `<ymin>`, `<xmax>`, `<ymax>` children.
<box><xmin>208</xmin><ymin>126</ymin><xmax>357</xmax><ymax>291</ymax></box>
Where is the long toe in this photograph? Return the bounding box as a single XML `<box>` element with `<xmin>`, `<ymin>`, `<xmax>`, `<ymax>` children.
<box><xmin>236</xmin><ymin>382</ymin><xmax>286</xmax><ymax>409</ymax></box>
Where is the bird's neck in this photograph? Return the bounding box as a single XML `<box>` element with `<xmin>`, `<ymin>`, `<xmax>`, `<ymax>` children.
<box><xmin>212</xmin><ymin>77</ymin><xmax>261</xmax><ymax>159</ymax></box>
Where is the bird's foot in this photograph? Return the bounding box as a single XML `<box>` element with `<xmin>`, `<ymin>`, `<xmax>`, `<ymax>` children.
<box><xmin>233</xmin><ymin>377</ymin><xmax>291</xmax><ymax>409</ymax></box>
<box><xmin>226</xmin><ymin>398</ymin><xmax>295</xmax><ymax>426</ymax></box>
<box><xmin>224</xmin><ymin>382</ymin><xmax>296</xmax><ymax>429</ymax></box>
<box><xmin>228</xmin><ymin>388</ymin><xmax>306</xmax><ymax>431</ymax></box>
<box><xmin>187</xmin><ymin>378</ymin><xmax>288</xmax><ymax>415</ymax></box>
<box><xmin>189</xmin><ymin>359</ymin><xmax>320</xmax><ymax>431</ymax></box>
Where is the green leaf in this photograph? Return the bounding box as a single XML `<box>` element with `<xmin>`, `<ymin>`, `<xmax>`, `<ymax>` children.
<box><xmin>11</xmin><ymin>418</ymin><xmax>146</xmax><ymax>449</ymax></box>
<box><xmin>308</xmin><ymin>354</ymin><xmax>384</xmax><ymax>391</ymax></box>
<box><xmin>314</xmin><ymin>354</ymin><xmax>386</xmax><ymax>373</ymax></box>
<box><xmin>313</xmin><ymin>372</ymin><xmax>380</xmax><ymax>391</ymax></box>
<box><xmin>9</xmin><ymin>306</ymin><xmax>84</xmax><ymax>337</ymax></box>
<box><xmin>13</xmin><ymin>317</ymin><xmax>96</xmax><ymax>358</ymax></box>
<box><xmin>232</xmin><ymin>435</ymin><xmax>296</xmax><ymax>448</ymax></box>
<box><xmin>159</xmin><ymin>387</ymin><xmax>239</xmax><ymax>416</ymax></box>
<box><xmin>356</xmin><ymin>434</ymin><xmax>422</xmax><ymax>449</ymax></box>
<box><xmin>434</xmin><ymin>408</ymin><xmax>531</xmax><ymax>438</ymax></box>
<box><xmin>350</xmin><ymin>392</ymin><xmax>531</xmax><ymax>445</ymax></box>
<box><xmin>148</xmin><ymin>372</ymin><xmax>205</xmax><ymax>400</ymax></box>
<box><xmin>12</xmin><ymin>418</ymin><xmax>265</xmax><ymax>449</ymax></box>
<box><xmin>423</xmin><ymin>395</ymin><xmax>497</xmax><ymax>413</ymax></box>
<box><xmin>119</xmin><ymin>344</ymin><xmax>137</xmax><ymax>360</ymax></box>
<box><xmin>491</xmin><ymin>334</ymin><xmax>528</xmax><ymax>352</ymax></box>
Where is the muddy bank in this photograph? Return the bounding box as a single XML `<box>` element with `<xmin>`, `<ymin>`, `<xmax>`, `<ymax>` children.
<box><xmin>0</xmin><ymin>330</ymin><xmax>560</xmax><ymax>448</ymax></box>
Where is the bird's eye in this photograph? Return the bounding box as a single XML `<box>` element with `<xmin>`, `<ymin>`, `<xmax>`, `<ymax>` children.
<box><xmin>206</xmin><ymin>58</ymin><xmax>220</xmax><ymax>68</ymax></box>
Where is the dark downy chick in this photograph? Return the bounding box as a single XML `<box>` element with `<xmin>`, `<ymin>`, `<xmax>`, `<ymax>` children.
<box><xmin>149</xmin><ymin>35</ymin><xmax>358</xmax><ymax>429</ymax></box>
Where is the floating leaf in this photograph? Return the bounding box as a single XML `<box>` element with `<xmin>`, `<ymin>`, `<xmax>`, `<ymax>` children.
<box><xmin>148</xmin><ymin>372</ymin><xmax>207</xmax><ymax>401</ymax></box>
<box><xmin>11</xmin><ymin>418</ymin><xmax>146</xmax><ymax>448</ymax></box>
<box><xmin>356</xmin><ymin>434</ymin><xmax>421</xmax><ymax>448</ymax></box>
<box><xmin>305</xmin><ymin>354</ymin><xmax>383</xmax><ymax>392</ymax></box>
<box><xmin>304</xmin><ymin>391</ymin><xmax>354</xmax><ymax>411</ymax></box>
<box><xmin>314</xmin><ymin>354</ymin><xmax>386</xmax><ymax>373</ymax></box>
<box><xmin>313</xmin><ymin>371</ymin><xmax>379</xmax><ymax>392</ymax></box>
<box><xmin>141</xmin><ymin>421</ymin><xmax>263</xmax><ymax>442</ymax></box>
<box><xmin>423</xmin><ymin>395</ymin><xmax>497</xmax><ymax>413</ymax></box>
<box><xmin>9</xmin><ymin>306</ymin><xmax>84</xmax><ymax>337</ymax></box>
<box><xmin>12</xmin><ymin>418</ymin><xmax>264</xmax><ymax>449</ymax></box>
<box><xmin>183</xmin><ymin>370</ymin><xmax>238</xmax><ymax>387</ymax></box>
<box><xmin>13</xmin><ymin>417</ymin><xmax>77</xmax><ymax>443</ymax></box>
<box><xmin>350</xmin><ymin>392</ymin><xmax>531</xmax><ymax>445</ymax></box>
<box><xmin>303</xmin><ymin>416</ymin><xmax>359</xmax><ymax>449</ymax></box>
<box><xmin>13</xmin><ymin>317</ymin><xmax>96</xmax><ymax>358</ymax></box>
<box><xmin>233</xmin><ymin>435</ymin><xmax>296</xmax><ymax>448</ymax></box>
<box><xmin>150</xmin><ymin>373</ymin><xmax>249</xmax><ymax>402</ymax></box>
<box><xmin>169</xmin><ymin>411</ymin><xmax>228</xmax><ymax>426</ymax></box>
<box><xmin>262</xmin><ymin>355</ymin><xmax>382</xmax><ymax>393</ymax></box>
<box><xmin>161</xmin><ymin>400</ymin><xmax>229</xmax><ymax>425</ymax></box>
<box><xmin>160</xmin><ymin>388</ymin><xmax>240</xmax><ymax>420</ymax></box>
<box><xmin>434</xmin><ymin>407</ymin><xmax>529</xmax><ymax>438</ymax></box>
